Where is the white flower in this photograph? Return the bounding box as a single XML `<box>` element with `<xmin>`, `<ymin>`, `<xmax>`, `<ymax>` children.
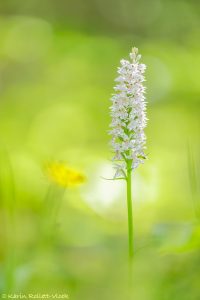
<box><xmin>109</xmin><ymin>47</ymin><xmax>147</xmax><ymax>177</ymax></box>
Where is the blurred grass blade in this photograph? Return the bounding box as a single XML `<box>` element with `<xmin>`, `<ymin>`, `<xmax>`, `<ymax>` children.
<box><xmin>187</xmin><ymin>144</ymin><xmax>200</xmax><ymax>220</ymax></box>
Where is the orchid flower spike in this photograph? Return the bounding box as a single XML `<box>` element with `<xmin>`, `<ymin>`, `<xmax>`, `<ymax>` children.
<box><xmin>109</xmin><ymin>47</ymin><xmax>147</xmax><ymax>179</ymax></box>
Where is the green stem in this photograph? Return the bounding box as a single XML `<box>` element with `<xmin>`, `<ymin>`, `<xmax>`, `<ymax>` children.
<box><xmin>126</xmin><ymin>162</ymin><xmax>134</xmax><ymax>261</ymax></box>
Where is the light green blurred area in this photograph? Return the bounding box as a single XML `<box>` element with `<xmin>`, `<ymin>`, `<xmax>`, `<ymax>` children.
<box><xmin>0</xmin><ymin>1</ymin><xmax>200</xmax><ymax>299</ymax></box>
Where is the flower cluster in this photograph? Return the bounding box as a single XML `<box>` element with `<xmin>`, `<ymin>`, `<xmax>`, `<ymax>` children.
<box><xmin>109</xmin><ymin>47</ymin><xmax>147</xmax><ymax>178</ymax></box>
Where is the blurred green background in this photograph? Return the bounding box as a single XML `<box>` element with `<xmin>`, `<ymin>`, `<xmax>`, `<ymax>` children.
<box><xmin>0</xmin><ymin>0</ymin><xmax>200</xmax><ymax>299</ymax></box>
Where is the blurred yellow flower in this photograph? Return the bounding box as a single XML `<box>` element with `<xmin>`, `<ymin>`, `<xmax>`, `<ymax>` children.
<box><xmin>45</xmin><ymin>162</ymin><xmax>86</xmax><ymax>188</ymax></box>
